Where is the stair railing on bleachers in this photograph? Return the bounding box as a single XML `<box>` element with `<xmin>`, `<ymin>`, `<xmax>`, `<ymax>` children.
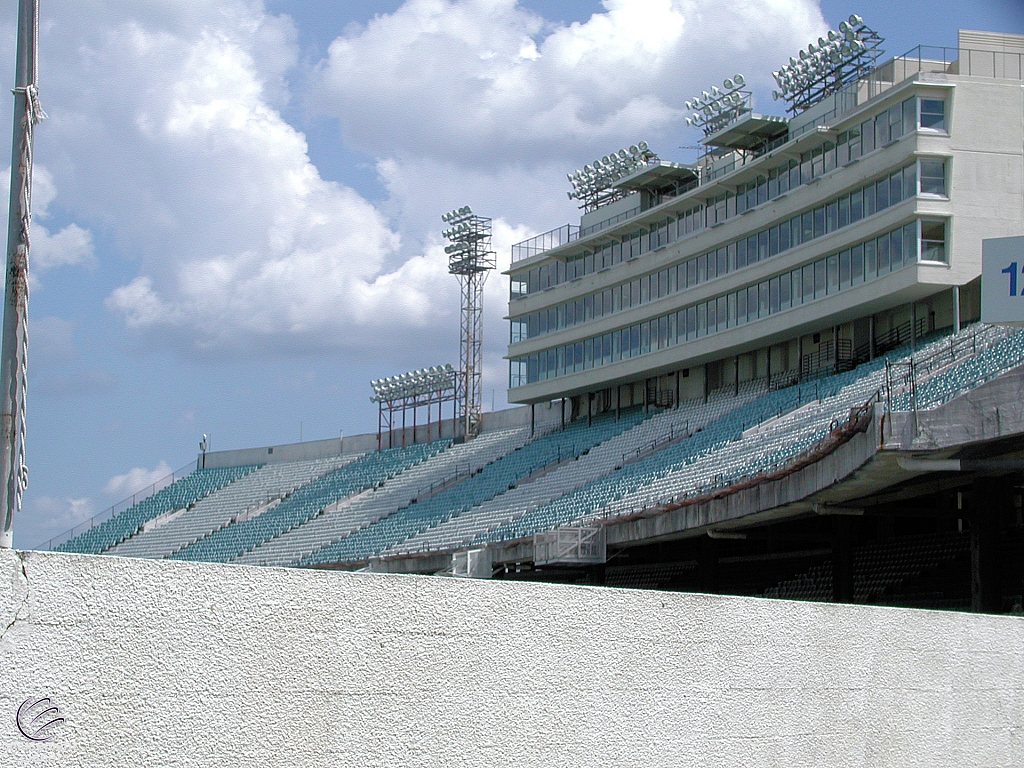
<box><xmin>37</xmin><ymin>460</ymin><xmax>196</xmax><ymax>551</ymax></box>
<box><xmin>621</xmin><ymin>422</ymin><xmax>690</xmax><ymax>467</ymax></box>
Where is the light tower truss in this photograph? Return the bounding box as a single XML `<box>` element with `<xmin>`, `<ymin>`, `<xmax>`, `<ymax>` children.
<box><xmin>370</xmin><ymin>364</ymin><xmax>458</xmax><ymax>450</ymax></box>
<box><xmin>771</xmin><ymin>14</ymin><xmax>883</xmax><ymax>115</ymax></box>
<box><xmin>442</xmin><ymin>206</ymin><xmax>496</xmax><ymax>439</ymax></box>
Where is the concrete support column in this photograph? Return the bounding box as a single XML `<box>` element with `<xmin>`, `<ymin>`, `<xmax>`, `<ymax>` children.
<box><xmin>530</xmin><ymin>403</ymin><xmax>535</xmax><ymax>438</ymax></box>
<box><xmin>832</xmin><ymin>517</ymin><xmax>855</xmax><ymax>603</ymax></box>
<box><xmin>869</xmin><ymin>315</ymin><xmax>876</xmax><ymax>360</ymax></box>
<box><xmin>911</xmin><ymin>302</ymin><xmax>917</xmax><ymax>354</ymax></box>
<box><xmin>952</xmin><ymin>285</ymin><xmax>961</xmax><ymax>333</ymax></box>
<box><xmin>971</xmin><ymin>478</ymin><xmax>1002</xmax><ymax>613</ymax></box>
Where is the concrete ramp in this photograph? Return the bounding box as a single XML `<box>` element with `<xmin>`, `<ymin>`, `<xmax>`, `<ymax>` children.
<box><xmin>1</xmin><ymin>549</ymin><xmax>1022</xmax><ymax>766</ymax></box>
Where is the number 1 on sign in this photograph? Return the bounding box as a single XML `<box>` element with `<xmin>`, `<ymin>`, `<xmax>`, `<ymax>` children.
<box><xmin>1002</xmin><ymin>262</ymin><xmax>1021</xmax><ymax>297</ymax></box>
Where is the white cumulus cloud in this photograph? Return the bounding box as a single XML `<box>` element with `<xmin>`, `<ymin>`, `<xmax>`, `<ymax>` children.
<box><xmin>103</xmin><ymin>460</ymin><xmax>174</xmax><ymax>499</ymax></box>
<box><xmin>312</xmin><ymin>0</ymin><xmax>826</xmax><ymax>164</ymax></box>
<box><xmin>26</xmin><ymin>0</ymin><xmax>827</xmax><ymax>363</ymax></box>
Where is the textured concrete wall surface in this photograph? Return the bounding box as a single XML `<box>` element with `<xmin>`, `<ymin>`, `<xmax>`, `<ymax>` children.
<box><xmin>1</xmin><ymin>549</ymin><xmax>1022</xmax><ymax>767</ymax></box>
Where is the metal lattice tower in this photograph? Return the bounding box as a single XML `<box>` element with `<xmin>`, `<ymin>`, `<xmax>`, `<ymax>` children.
<box><xmin>442</xmin><ymin>206</ymin><xmax>495</xmax><ymax>439</ymax></box>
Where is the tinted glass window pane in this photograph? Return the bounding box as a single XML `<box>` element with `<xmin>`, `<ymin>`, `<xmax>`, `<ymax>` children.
<box><xmin>877</xmin><ymin>233</ymin><xmax>890</xmax><ymax>274</ymax></box>
<box><xmin>875</xmin><ymin>177</ymin><xmax>889</xmax><ymax>210</ymax></box>
<box><xmin>903</xmin><ymin>162</ymin><xmax>917</xmax><ymax>199</ymax></box>
<box><xmin>902</xmin><ymin>97</ymin><xmax>916</xmax><ymax>135</ymax></box>
<box><xmin>813</xmin><ymin>207</ymin><xmax>825</xmax><ymax>238</ymax></box>
<box><xmin>838</xmin><ymin>196</ymin><xmax>850</xmax><ymax>228</ymax></box>
<box><xmin>890</xmin><ymin>228</ymin><xmax>903</xmax><ymax>270</ymax></box>
<box><xmin>919</xmin><ymin>158</ymin><xmax>946</xmax><ymax>195</ymax></box>
<box><xmin>851</xmin><ymin>244</ymin><xmax>864</xmax><ymax>282</ymax></box>
<box><xmin>920</xmin><ymin>99</ymin><xmax>945</xmax><ymax>130</ymax></box>
<box><xmin>921</xmin><ymin>220</ymin><xmax>946</xmax><ymax>261</ymax></box>
<box><xmin>861</xmin><ymin>119</ymin><xmax>875</xmax><ymax>153</ymax></box>
<box><xmin>890</xmin><ymin>171</ymin><xmax>903</xmax><ymax>204</ymax></box>
<box><xmin>864</xmin><ymin>240</ymin><xmax>877</xmax><ymax>278</ymax></box>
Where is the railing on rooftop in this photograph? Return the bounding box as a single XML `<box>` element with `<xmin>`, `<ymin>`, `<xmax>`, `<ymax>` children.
<box><xmin>36</xmin><ymin>460</ymin><xmax>196</xmax><ymax>551</ymax></box>
<box><xmin>511</xmin><ymin>45</ymin><xmax>1024</xmax><ymax>266</ymax></box>
<box><xmin>510</xmin><ymin>224</ymin><xmax>580</xmax><ymax>263</ymax></box>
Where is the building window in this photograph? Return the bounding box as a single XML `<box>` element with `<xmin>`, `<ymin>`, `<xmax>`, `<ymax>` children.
<box><xmin>920</xmin><ymin>98</ymin><xmax>946</xmax><ymax>131</ymax></box>
<box><xmin>919</xmin><ymin>158</ymin><xmax>947</xmax><ymax>196</ymax></box>
<box><xmin>920</xmin><ymin>220</ymin><xmax>947</xmax><ymax>262</ymax></box>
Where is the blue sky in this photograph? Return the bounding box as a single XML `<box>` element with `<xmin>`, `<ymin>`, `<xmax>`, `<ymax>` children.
<box><xmin>2</xmin><ymin>0</ymin><xmax>1021</xmax><ymax>548</ymax></box>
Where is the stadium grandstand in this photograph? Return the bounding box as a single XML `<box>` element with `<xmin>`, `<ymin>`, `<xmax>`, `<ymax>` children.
<box><xmin>41</xmin><ymin>27</ymin><xmax>1024</xmax><ymax>616</ymax></box>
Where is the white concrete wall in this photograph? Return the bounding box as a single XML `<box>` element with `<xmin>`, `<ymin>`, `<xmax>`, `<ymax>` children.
<box><xmin>2</xmin><ymin>549</ymin><xmax>1023</xmax><ymax>767</ymax></box>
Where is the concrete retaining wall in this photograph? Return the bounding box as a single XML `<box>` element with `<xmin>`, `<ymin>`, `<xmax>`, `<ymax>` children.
<box><xmin>2</xmin><ymin>549</ymin><xmax>1022</xmax><ymax>767</ymax></box>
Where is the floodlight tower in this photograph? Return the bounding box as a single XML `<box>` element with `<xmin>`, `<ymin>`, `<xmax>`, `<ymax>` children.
<box><xmin>442</xmin><ymin>206</ymin><xmax>495</xmax><ymax>439</ymax></box>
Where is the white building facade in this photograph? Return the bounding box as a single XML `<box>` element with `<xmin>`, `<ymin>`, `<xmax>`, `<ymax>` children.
<box><xmin>506</xmin><ymin>30</ymin><xmax>1024</xmax><ymax>416</ymax></box>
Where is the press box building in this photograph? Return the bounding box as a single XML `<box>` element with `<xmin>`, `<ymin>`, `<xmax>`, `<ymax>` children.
<box><xmin>506</xmin><ymin>29</ymin><xmax>1024</xmax><ymax>416</ymax></box>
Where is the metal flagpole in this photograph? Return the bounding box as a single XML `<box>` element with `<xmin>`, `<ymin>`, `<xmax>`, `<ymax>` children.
<box><xmin>0</xmin><ymin>0</ymin><xmax>43</xmax><ymax>548</ymax></box>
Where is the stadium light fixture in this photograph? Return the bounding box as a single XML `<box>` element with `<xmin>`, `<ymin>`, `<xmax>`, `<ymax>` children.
<box><xmin>370</xmin><ymin>364</ymin><xmax>458</xmax><ymax>403</ymax></box>
<box><xmin>566</xmin><ymin>141</ymin><xmax>656</xmax><ymax>211</ymax></box>
<box><xmin>683</xmin><ymin>74</ymin><xmax>750</xmax><ymax>136</ymax></box>
<box><xmin>771</xmin><ymin>14</ymin><xmax>882</xmax><ymax>114</ymax></box>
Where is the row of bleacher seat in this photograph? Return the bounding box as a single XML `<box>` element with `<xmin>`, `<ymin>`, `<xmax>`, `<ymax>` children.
<box><xmin>169</xmin><ymin>441</ymin><xmax>445</xmax><ymax>563</ymax></box>
<box><xmin>233</xmin><ymin>427</ymin><xmax>530</xmax><ymax>567</ymax></box>
<box><xmin>107</xmin><ymin>454</ymin><xmax>361</xmax><ymax>559</ymax></box>
<box><xmin>473</xmin><ymin>323</ymin><xmax>1021</xmax><ymax>547</ymax></box>
<box><xmin>892</xmin><ymin>326</ymin><xmax>1024</xmax><ymax>411</ymax></box>
<box><xmin>387</xmin><ymin>384</ymin><xmax>766</xmax><ymax>558</ymax></box>
<box><xmin>297</xmin><ymin>409</ymin><xmax>648</xmax><ymax>566</ymax></box>
<box><xmin>475</xmin><ymin>363</ymin><xmax>882</xmax><ymax>544</ymax></box>
<box><xmin>56</xmin><ymin>464</ymin><xmax>259</xmax><ymax>555</ymax></box>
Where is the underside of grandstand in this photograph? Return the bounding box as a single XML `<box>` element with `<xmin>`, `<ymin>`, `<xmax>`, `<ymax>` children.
<box><xmin>48</xmin><ymin>321</ymin><xmax>1024</xmax><ymax>614</ymax></box>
